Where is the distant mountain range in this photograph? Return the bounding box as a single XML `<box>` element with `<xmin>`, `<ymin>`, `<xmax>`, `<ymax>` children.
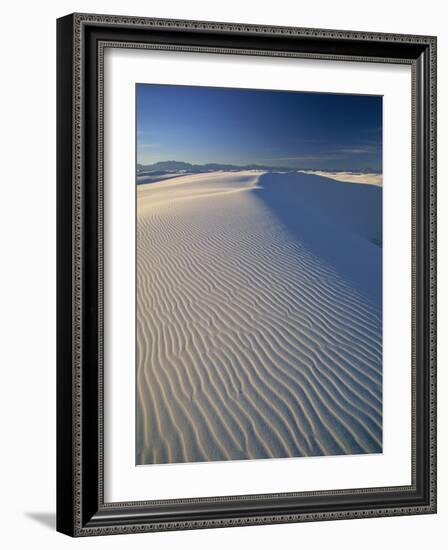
<box><xmin>137</xmin><ymin>160</ymin><xmax>381</xmax><ymax>174</ymax></box>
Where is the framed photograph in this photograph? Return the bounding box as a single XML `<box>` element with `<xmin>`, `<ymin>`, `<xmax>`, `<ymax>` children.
<box><xmin>56</xmin><ymin>13</ymin><xmax>437</xmax><ymax>536</ymax></box>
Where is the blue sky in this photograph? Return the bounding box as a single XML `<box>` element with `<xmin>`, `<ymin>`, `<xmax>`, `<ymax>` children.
<box><xmin>136</xmin><ymin>84</ymin><xmax>382</xmax><ymax>171</ymax></box>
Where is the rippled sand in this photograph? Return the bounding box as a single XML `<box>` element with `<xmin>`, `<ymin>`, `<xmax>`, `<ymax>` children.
<box><xmin>136</xmin><ymin>171</ymin><xmax>382</xmax><ymax>465</ymax></box>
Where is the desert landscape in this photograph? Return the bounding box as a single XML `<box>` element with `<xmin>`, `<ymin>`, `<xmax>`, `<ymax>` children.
<box><xmin>136</xmin><ymin>169</ymin><xmax>382</xmax><ymax>465</ymax></box>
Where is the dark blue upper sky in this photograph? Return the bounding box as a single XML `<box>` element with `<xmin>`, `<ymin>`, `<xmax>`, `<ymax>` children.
<box><xmin>136</xmin><ymin>84</ymin><xmax>382</xmax><ymax>171</ymax></box>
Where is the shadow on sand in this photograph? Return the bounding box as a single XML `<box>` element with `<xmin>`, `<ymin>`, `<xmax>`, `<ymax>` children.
<box><xmin>254</xmin><ymin>171</ymin><xmax>382</xmax><ymax>307</ymax></box>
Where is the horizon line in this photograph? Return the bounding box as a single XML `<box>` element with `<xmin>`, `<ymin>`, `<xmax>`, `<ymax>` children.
<box><xmin>136</xmin><ymin>159</ymin><xmax>383</xmax><ymax>174</ymax></box>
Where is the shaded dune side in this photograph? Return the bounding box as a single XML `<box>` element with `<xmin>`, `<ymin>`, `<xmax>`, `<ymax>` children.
<box><xmin>136</xmin><ymin>172</ymin><xmax>382</xmax><ymax>465</ymax></box>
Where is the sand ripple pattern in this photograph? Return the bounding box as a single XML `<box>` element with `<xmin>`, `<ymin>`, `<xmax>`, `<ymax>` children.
<box><xmin>136</xmin><ymin>171</ymin><xmax>382</xmax><ymax>465</ymax></box>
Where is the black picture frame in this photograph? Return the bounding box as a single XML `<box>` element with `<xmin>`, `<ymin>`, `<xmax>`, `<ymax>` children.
<box><xmin>57</xmin><ymin>13</ymin><xmax>437</xmax><ymax>537</ymax></box>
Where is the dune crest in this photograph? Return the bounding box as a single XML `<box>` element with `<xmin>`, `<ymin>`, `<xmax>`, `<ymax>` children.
<box><xmin>136</xmin><ymin>171</ymin><xmax>382</xmax><ymax>465</ymax></box>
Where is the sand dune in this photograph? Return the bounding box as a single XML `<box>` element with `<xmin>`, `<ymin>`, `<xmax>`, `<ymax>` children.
<box><xmin>298</xmin><ymin>170</ymin><xmax>382</xmax><ymax>187</ymax></box>
<box><xmin>136</xmin><ymin>171</ymin><xmax>382</xmax><ymax>465</ymax></box>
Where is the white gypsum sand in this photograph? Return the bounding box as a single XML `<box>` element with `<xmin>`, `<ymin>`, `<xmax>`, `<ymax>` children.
<box><xmin>298</xmin><ymin>170</ymin><xmax>382</xmax><ymax>187</ymax></box>
<box><xmin>136</xmin><ymin>170</ymin><xmax>382</xmax><ymax>465</ymax></box>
